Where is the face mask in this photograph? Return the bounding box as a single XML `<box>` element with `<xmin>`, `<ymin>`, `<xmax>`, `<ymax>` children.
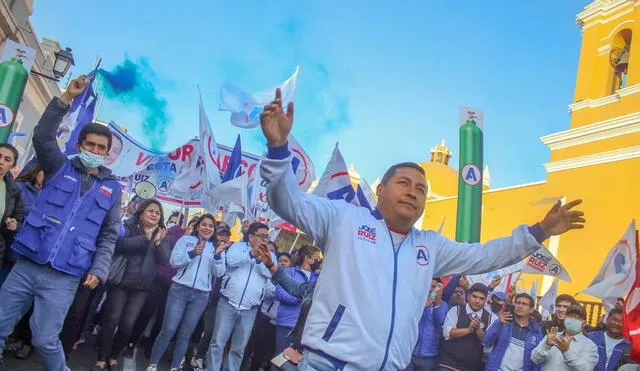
<box><xmin>78</xmin><ymin>149</ymin><xmax>105</xmax><ymax>168</ymax></box>
<box><xmin>310</xmin><ymin>260</ymin><xmax>322</xmax><ymax>271</ymax></box>
<box><xmin>564</xmin><ymin>318</ymin><xmax>583</xmax><ymax>335</ymax></box>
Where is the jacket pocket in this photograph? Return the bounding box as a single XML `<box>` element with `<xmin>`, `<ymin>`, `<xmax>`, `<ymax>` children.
<box><xmin>68</xmin><ymin>236</ymin><xmax>96</xmax><ymax>270</ymax></box>
<box><xmin>224</xmin><ymin>276</ymin><xmax>231</xmax><ymax>289</ymax></box>
<box><xmin>322</xmin><ymin>304</ymin><xmax>346</xmax><ymax>341</ymax></box>
<box><xmin>14</xmin><ymin>216</ymin><xmax>50</xmax><ymax>252</ymax></box>
<box><xmin>47</xmin><ymin>178</ymin><xmax>76</xmax><ymax>207</ymax></box>
<box><xmin>87</xmin><ymin>196</ymin><xmax>111</xmax><ymax>225</ymax></box>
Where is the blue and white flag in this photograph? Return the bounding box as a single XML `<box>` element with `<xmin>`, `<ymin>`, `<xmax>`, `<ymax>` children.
<box><xmin>219</xmin><ymin>66</ymin><xmax>299</xmax><ymax>129</ymax></box>
<box><xmin>57</xmin><ymin>69</ymin><xmax>99</xmax><ymax>155</ymax></box>
<box><xmin>209</xmin><ymin>135</ymin><xmax>248</xmax><ymax>216</ymax></box>
<box><xmin>313</xmin><ymin>143</ymin><xmax>374</xmax><ymax>211</ymax></box>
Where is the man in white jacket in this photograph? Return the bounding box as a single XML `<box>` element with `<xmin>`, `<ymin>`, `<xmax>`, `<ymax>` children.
<box><xmin>207</xmin><ymin>222</ymin><xmax>275</xmax><ymax>371</ymax></box>
<box><xmin>259</xmin><ymin>89</ymin><xmax>585</xmax><ymax>371</ymax></box>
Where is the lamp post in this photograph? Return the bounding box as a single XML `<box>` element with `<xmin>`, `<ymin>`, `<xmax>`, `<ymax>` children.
<box><xmin>0</xmin><ymin>46</ymin><xmax>74</xmax><ymax>143</ymax></box>
<box><xmin>30</xmin><ymin>47</ymin><xmax>75</xmax><ymax>81</ymax></box>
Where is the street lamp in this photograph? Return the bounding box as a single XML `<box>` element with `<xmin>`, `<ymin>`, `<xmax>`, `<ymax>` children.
<box><xmin>30</xmin><ymin>47</ymin><xmax>75</xmax><ymax>82</ymax></box>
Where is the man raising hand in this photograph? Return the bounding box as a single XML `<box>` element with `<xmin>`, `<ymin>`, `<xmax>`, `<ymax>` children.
<box><xmin>259</xmin><ymin>88</ymin><xmax>585</xmax><ymax>370</ymax></box>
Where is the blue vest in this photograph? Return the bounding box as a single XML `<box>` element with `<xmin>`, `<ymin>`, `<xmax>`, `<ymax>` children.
<box><xmin>11</xmin><ymin>160</ymin><xmax>120</xmax><ymax>277</ymax></box>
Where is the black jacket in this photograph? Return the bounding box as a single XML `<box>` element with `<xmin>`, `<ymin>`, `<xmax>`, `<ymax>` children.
<box><xmin>113</xmin><ymin>218</ymin><xmax>170</xmax><ymax>291</ymax></box>
<box><xmin>0</xmin><ymin>172</ymin><xmax>24</xmax><ymax>263</ymax></box>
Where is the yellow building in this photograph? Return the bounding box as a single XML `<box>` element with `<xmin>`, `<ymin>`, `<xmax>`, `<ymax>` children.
<box><xmin>420</xmin><ymin>0</ymin><xmax>640</xmax><ymax>301</ymax></box>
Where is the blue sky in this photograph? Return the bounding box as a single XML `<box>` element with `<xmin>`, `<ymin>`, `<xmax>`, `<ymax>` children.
<box><xmin>31</xmin><ymin>0</ymin><xmax>589</xmax><ymax>189</ymax></box>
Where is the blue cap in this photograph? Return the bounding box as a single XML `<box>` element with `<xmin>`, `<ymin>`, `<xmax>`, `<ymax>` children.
<box><xmin>493</xmin><ymin>292</ymin><xmax>508</xmax><ymax>301</ymax></box>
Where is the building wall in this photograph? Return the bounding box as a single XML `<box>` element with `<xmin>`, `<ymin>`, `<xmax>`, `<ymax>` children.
<box><xmin>0</xmin><ymin>0</ymin><xmax>62</xmax><ymax>168</ymax></box>
<box><xmin>421</xmin><ymin>0</ymin><xmax>640</xmax><ymax>300</ymax></box>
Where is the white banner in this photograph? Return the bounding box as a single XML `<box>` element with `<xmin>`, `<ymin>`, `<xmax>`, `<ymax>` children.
<box><xmin>107</xmin><ymin>123</ymin><xmax>261</xmax><ymax>206</ymax></box>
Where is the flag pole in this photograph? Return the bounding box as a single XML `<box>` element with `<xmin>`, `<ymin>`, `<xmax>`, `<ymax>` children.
<box><xmin>289</xmin><ymin>231</ymin><xmax>301</xmax><ymax>253</ymax></box>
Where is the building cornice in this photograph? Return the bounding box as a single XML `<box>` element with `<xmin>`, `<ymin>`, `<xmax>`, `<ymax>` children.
<box><xmin>577</xmin><ymin>0</ymin><xmax>637</xmax><ymax>29</ymax></box>
<box><xmin>543</xmin><ymin>145</ymin><xmax>640</xmax><ymax>173</ymax></box>
<box><xmin>569</xmin><ymin>84</ymin><xmax>640</xmax><ymax>112</ymax></box>
<box><xmin>426</xmin><ymin>180</ymin><xmax>547</xmax><ymax>203</ymax></box>
<box><xmin>540</xmin><ymin>111</ymin><xmax>640</xmax><ymax>150</ymax></box>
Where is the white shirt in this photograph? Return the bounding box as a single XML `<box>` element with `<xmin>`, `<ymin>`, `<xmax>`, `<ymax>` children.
<box><xmin>531</xmin><ymin>332</ymin><xmax>598</xmax><ymax>371</ymax></box>
<box><xmin>390</xmin><ymin>231</ymin><xmax>407</xmax><ymax>248</ymax></box>
<box><xmin>443</xmin><ymin>303</ymin><xmax>497</xmax><ymax>340</ymax></box>
<box><xmin>604</xmin><ymin>333</ymin><xmax>625</xmax><ymax>368</ymax></box>
<box><xmin>301</xmin><ymin>268</ymin><xmax>312</xmax><ymax>280</ymax></box>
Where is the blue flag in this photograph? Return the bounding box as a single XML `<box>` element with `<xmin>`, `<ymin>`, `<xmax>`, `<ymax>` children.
<box><xmin>222</xmin><ymin>135</ymin><xmax>242</xmax><ymax>182</ymax></box>
<box><xmin>63</xmin><ymin>73</ymin><xmax>98</xmax><ymax>155</ymax></box>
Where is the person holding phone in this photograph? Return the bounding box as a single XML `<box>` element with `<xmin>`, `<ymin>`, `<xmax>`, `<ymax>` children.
<box><xmin>484</xmin><ymin>293</ymin><xmax>543</xmax><ymax>371</ymax></box>
<box><xmin>406</xmin><ymin>279</ymin><xmax>449</xmax><ymax>371</ymax></box>
<box><xmin>146</xmin><ymin>214</ymin><xmax>231</xmax><ymax>371</ymax></box>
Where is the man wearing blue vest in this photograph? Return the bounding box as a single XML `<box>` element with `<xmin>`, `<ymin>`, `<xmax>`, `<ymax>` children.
<box><xmin>587</xmin><ymin>308</ymin><xmax>633</xmax><ymax>370</ymax></box>
<box><xmin>258</xmin><ymin>89</ymin><xmax>586</xmax><ymax>371</ymax></box>
<box><xmin>0</xmin><ymin>76</ymin><xmax>122</xmax><ymax>371</ymax></box>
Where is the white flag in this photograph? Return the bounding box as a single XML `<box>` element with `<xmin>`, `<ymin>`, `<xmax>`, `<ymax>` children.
<box><xmin>172</xmin><ymin>143</ymin><xmax>203</xmax><ymax>199</ymax></box>
<box><xmin>219</xmin><ymin>66</ymin><xmax>299</xmax><ymax>129</ymax></box>
<box><xmin>530</xmin><ymin>280</ymin><xmax>538</xmax><ymax>304</ymax></box>
<box><xmin>209</xmin><ymin>172</ymin><xmax>248</xmax><ymax>211</ymax></box>
<box><xmin>539</xmin><ymin>279</ymin><xmax>558</xmax><ymax>319</ymax></box>
<box><xmin>468</xmin><ymin>261</ymin><xmax>523</xmax><ymax>294</ymax></box>
<box><xmin>583</xmin><ymin>220</ymin><xmax>637</xmax><ymax>299</ymax></box>
<box><xmin>313</xmin><ymin>144</ymin><xmax>352</xmax><ymax>199</ymax></box>
<box><xmin>521</xmin><ymin>248</ymin><xmax>572</xmax><ymax>282</ymax></box>
<box><xmin>199</xmin><ymin>91</ymin><xmax>222</xmax><ymax>187</ymax></box>
<box><xmin>288</xmin><ymin>135</ymin><xmax>316</xmax><ymax>191</ymax></box>
<box><xmin>355</xmin><ymin>177</ymin><xmax>377</xmax><ymax>212</ymax></box>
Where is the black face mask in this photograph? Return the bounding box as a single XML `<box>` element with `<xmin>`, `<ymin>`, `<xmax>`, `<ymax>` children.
<box><xmin>491</xmin><ymin>302</ymin><xmax>503</xmax><ymax>314</ymax></box>
<box><xmin>310</xmin><ymin>260</ymin><xmax>322</xmax><ymax>271</ymax></box>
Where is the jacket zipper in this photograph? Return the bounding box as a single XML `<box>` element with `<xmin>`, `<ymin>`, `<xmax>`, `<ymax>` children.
<box><xmin>49</xmin><ymin>181</ymin><xmax>98</xmax><ymax>261</ymax></box>
<box><xmin>238</xmin><ymin>248</ymin><xmax>255</xmax><ymax>309</ymax></box>
<box><xmin>378</xmin><ymin>229</ymin><xmax>409</xmax><ymax>371</ymax></box>
<box><xmin>192</xmin><ymin>252</ymin><xmax>204</xmax><ymax>289</ymax></box>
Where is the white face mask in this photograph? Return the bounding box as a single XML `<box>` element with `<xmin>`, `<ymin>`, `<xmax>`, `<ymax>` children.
<box><xmin>564</xmin><ymin>318</ymin><xmax>584</xmax><ymax>335</ymax></box>
<box><xmin>78</xmin><ymin>149</ymin><xmax>105</xmax><ymax>168</ymax></box>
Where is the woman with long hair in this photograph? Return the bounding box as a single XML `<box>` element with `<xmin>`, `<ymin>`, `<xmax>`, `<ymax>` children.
<box><xmin>7</xmin><ymin>162</ymin><xmax>42</xmax><ymax>359</ymax></box>
<box><xmin>146</xmin><ymin>214</ymin><xmax>231</xmax><ymax>371</ymax></box>
<box><xmin>273</xmin><ymin>245</ymin><xmax>321</xmax><ymax>360</ymax></box>
<box><xmin>129</xmin><ymin>216</ymin><xmax>202</xmax><ymax>357</ymax></box>
<box><xmin>14</xmin><ymin>162</ymin><xmax>43</xmax><ymax>214</ymax></box>
<box><xmin>0</xmin><ymin>143</ymin><xmax>24</xmax><ymax>284</ymax></box>
<box><xmin>92</xmin><ymin>199</ymin><xmax>169</xmax><ymax>371</ymax></box>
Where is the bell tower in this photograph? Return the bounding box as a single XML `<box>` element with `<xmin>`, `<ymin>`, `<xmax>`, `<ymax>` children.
<box><xmin>542</xmin><ymin>0</ymin><xmax>640</xmax><ymax>167</ymax></box>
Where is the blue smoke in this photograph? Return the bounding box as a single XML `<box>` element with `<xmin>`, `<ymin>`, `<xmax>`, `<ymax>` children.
<box><xmin>97</xmin><ymin>57</ymin><xmax>169</xmax><ymax>150</ymax></box>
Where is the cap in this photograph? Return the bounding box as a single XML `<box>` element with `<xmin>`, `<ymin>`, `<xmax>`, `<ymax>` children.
<box><xmin>217</xmin><ymin>223</ymin><xmax>231</xmax><ymax>234</ymax></box>
<box><xmin>566</xmin><ymin>304</ymin><xmax>586</xmax><ymax>319</ymax></box>
<box><xmin>492</xmin><ymin>292</ymin><xmax>508</xmax><ymax>301</ymax></box>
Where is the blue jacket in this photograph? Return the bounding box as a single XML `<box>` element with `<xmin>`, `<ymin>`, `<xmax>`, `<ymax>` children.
<box><xmin>10</xmin><ymin>98</ymin><xmax>121</xmax><ymax>284</ymax></box>
<box><xmin>484</xmin><ymin>319</ymin><xmax>542</xmax><ymax>371</ymax></box>
<box><xmin>275</xmin><ymin>266</ymin><xmax>319</xmax><ymax>328</ymax></box>
<box><xmin>214</xmin><ymin>242</ymin><xmax>276</xmax><ymax>310</ymax></box>
<box><xmin>171</xmin><ymin>235</ymin><xmax>218</xmax><ymax>292</ymax></box>
<box><xmin>16</xmin><ymin>181</ymin><xmax>38</xmax><ymax>216</ymax></box>
<box><xmin>413</xmin><ymin>303</ymin><xmax>449</xmax><ymax>357</ymax></box>
<box><xmin>271</xmin><ymin>265</ymin><xmax>316</xmax><ymax>302</ymax></box>
<box><xmin>587</xmin><ymin>330</ymin><xmax>631</xmax><ymax>371</ymax></box>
